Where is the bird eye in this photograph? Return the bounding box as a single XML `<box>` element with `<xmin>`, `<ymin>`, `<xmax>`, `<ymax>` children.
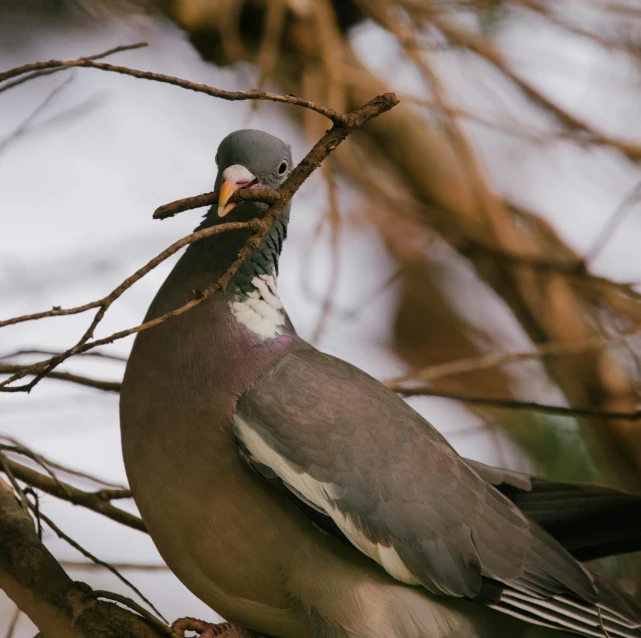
<box><xmin>277</xmin><ymin>160</ymin><xmax>288</xmax><ymax>175</ymax></box>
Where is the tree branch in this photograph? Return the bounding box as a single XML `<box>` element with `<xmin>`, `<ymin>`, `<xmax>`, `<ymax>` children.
<box><xmin>0</xmin><ymin>88</ymin><xmax>398</xmax><ymax>392</ymax></box>
<box><xmin>390</xmin><ymin>385</ymin><xmax>641</xmax><ymax>419</ymax></box>
<box><xmin>0</xmin><ymin>476</ymin><xmax>167</xmax><ymax>637</ymax></box>
<box><xmin>0</xmin><ymin>364</ymin><xmax>121</xmax><ymax>393</ymax></box>
<box><xmin>0</xmin><ymin>46</ymin><xmax>350</xmax><ymax>125</ymax></box>
<box><xmin>389</xmin><ymin>322</ymin><xmax>641</xmax><ymax>386</ymax></box>
<box><xmin>0</xmin><ymin>42</ymin><xmax>148</xmax><ymax>95</ymax></box>
<box><xmin>0</xmin><ymin>456</ymin><xmax>144</xmax><ymax>532</ymax></box>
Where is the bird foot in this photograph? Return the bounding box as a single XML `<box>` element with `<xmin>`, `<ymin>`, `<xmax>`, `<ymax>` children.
<box><xmin>171</xmin><ymin>617</ymin><xmax>257</xmax><ymax>638</ymax></box>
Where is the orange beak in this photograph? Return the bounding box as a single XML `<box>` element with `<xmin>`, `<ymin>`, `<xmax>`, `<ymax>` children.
<box><xmin>217</xmin><ymin>180</ymin><xmax>240</xmax><ymax>218</ymax></box>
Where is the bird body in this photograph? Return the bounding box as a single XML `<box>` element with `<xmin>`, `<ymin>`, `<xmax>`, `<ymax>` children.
<box><xmin>121</xmin><ymin>130</ymin><xmax>641</xmax><ymax>638</ymax></box>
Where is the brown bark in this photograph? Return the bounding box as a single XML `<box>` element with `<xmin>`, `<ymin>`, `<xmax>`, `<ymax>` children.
<box><xmin>0</xmin><ymin>477</ymin><xmax>168</xmax><ymax>638</ymax></box>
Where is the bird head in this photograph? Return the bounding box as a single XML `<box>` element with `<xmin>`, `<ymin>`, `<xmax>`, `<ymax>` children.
<box><xmin>214</xmin><ymin>129</ymin><xmax>293</xmax><ymax>218</ymax></box>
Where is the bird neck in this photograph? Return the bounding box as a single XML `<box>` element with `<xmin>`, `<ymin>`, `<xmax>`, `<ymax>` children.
<box><xmin>186</xmin><ymin>203</ymin><xmax>291</xmax><ymax>341</ymax></box>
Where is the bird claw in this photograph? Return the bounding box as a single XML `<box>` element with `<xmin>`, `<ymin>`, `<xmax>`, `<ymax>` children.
<box><xmin>171</xmin><ymin>617</ymin><xmax>256</xmax><ymax>638</ymax></box>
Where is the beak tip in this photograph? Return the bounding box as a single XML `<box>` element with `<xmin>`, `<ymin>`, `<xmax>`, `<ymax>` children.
<box><xmin>218</xmin><ymin>179</ymin><xmax>239</xmax><ymax>217</ymax></box>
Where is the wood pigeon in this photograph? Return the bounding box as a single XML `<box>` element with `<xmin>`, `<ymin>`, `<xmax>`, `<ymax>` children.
<box><xmin>120</xmin><ymin>129</ymin><xmax>641</xmax><ymax>638</ymax></box>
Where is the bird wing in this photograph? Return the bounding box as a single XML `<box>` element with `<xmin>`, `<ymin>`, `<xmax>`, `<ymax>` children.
<box><xmin>468</xmin><ymin>459</ymin><xmax>641</xmax><ymax>561</ymax></box>
<box><xmin>234</xmin><ymin>346</ymin><xmax>641</xmax><ymax>638</ymax></box>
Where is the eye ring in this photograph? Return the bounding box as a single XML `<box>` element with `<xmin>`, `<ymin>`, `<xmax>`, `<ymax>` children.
<box><xmin>277</xmin><ymin>159</ymin><xmax>288</xmax><ymax>175</ymax></box>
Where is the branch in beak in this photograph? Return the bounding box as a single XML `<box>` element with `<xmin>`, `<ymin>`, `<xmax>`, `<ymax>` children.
<box><xmin>217</xmin><ymin>164</ymin><xmax>260</xmax><ymax>217</ymax></box>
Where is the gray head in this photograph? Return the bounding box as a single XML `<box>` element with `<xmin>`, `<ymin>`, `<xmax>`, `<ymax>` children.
<box><xmin>215</xmin><ymin>129</ymin><xmax>292</xmax><ymax>218</ymax></box>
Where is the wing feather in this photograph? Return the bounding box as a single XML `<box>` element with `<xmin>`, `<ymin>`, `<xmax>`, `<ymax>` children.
<box><xmin>234</xmin><ymin>345</ymin><xmax>640</xmax><ymax>637</ymax></box>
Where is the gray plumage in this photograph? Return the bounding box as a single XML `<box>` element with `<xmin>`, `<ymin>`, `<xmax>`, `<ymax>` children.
<box><xmin>120</xmin><ymin>129</ymin><xmax>641</xmax><ymax>638</ymax></box>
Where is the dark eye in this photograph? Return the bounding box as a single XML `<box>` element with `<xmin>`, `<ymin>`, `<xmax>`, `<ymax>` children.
<box><xmin>277</xmin><ymin>160</ymin><xmax>288</xmax><ymax>175</ymax></box>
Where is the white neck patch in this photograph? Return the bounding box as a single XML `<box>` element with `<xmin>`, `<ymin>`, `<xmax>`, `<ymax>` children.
<box><xmin>229</xmin><ymin>273</ymin><xmax>285</xmax><ymax>340</ymax></box>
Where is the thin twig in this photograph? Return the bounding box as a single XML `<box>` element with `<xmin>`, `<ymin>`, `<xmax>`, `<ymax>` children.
<box><xmin>585</xmin><ymin>180</ymin><xmax>641</xmax><ymax>263</ymax></box>
<box><xmin>0</xmin><ymin>92</ymin><xmax>398</xmax><ymax>392</ymax></box>
<box><xmin>0</xmin><ymin>220</ymin><xmax>253</xmax><ymax>329</ymax></box>
<box><xmin>62</xmin><ymin>560</ymin><xmax>168</xmax><ymax>571</ymax></box>
<box><xmin>0</xmin><ymin>50</ymin><xmax>349</xmax><ymax>125</ymax></box>
<box><xmin>94</xmin><ymin>590</ymin><xmax>172</xmax><ymax>637</ymax></box>
<box><xmin>389</xmin><ymin>322</ymin><xmax>641</xmax><ymax>385</ymax></box>
<box><xmin>0</xmin><ymin>435</ymin><xmax>126</xmax><ymax>489</ymax></box>
<box><xmin>0</xmin><ymin>442</ymin><xmax>72</xmax><ymax>498</ymax></box>
<box><xmin>37</xmin><ymin>509</ymin><xmax>164</xmax><ymax>621</ymax></box>
<box><xmin>255</xmin><ymin>0</ymin><xmax>287</xmax><ymax>94</ymax></box>
<box><xmin>0</xmin><ymin>363</ymin><xmax>121</xmax><ymax>392</ymax></box>
<box><xmin>0</xmin><ymin>42</ymin><xmax>148</xmax><ymax>95</ymax></box>
<box><xmin>0</xmin><ymin>452</ymin><xmax>29</xmax><ymax>511</ymax></box>
<box><xmin>391</xmin><ymin>385</ymin><xmax>641</xmax><ymax>419</ymax></box>
<box><xmin>0</xmin><ymin>348</ymin><xmax>128</xmax><ymax>362</ymax></box>
<box><xmin>2</xmin><ymin>607</ymin><xmax>20</xmax><ymax>638</ymax></box>
<box><xmin>0</xmin><ymin>75</ymin><xmax>73</xmax><ymax>157</ymax></box>
<box><xmin>428</xmin><ymin>12</ymin><xmax>641</xmax><ymax>162</ymax></box>
<box><xmin>312</xmin><ymin>159</ymin><xmax>341</xmax><ymax>343</ymax></box>
<box><xmin>0</xmin><ymin>456</ymin><xmax>143</xmax><ymax>532</ymax></box>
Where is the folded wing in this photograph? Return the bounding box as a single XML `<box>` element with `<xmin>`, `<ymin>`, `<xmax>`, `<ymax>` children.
<box><xmin>234</xmin><ymin>346</ymin><xmax>641</xmax><ymax>638</ymax></box>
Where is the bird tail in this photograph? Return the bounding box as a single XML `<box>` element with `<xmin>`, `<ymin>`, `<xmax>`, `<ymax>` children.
<box><xmin>488</xmin><ymin>574</ymin><xmax>641</xmax><ymax>638</ymax></box>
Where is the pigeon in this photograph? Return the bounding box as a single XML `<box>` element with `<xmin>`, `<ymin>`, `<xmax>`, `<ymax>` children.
<box><xmin>120</xmin><ymin>129</ymin><xmax>641</xmax><ymax>638</ymax></box>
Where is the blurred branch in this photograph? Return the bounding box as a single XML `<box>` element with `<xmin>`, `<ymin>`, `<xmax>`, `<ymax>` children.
<box><xmin>3</xmin><ymin>607</ymin><xmax>20</xmax><ymax>638</ymax></box>
<box><xmin>427</xmin><ymin>11</ymin><xmax>641</xmax><ymax>163</ymax></box>
<box><xmin>0</xmin><ymin>75</ymin><xmax>73</xmax><ymax>157</ymax></box>
<box><xmin>585</xmin><ymin>180</ymin><xmax>641</xmax><ymax>263</ymax></box>
<box><xmin>62</xmin><ymin>561</ymin><xmax>167</xmax><ymax>571</ymax></box>
<box><xmin>0</xmin><ymin>42</ymin><xmax>148</xmax><ymax>95</ymax></box>
<box><xmin>400</xmin><ymin>92</ymin><xmax>641</xmax><ymax>159</ymax></box>
<box><xmin>391</xmin><ymin>385</ymin><xmax>641</xmax><ymax>419</ymax></box>
<box><xmin>0</xmin><ymin>476</ymin><xmax>168</xmax><ymax>637</ymax></box>
<box><xmin>311</xmin><ymin>159</ymin><xmax>341</xmax><ymax>343</ymax></box>
<box><xmin>391</xmin><ymin>322</ymin><xmax>641</xmax><ymax>384</ymax></box>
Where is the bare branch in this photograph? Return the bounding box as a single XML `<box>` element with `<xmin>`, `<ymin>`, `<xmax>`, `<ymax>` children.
<box><xmin>585</xmin><ymin>180</ymin><xmax>641</xmax><ymax>263</ymax></box>
<box><xmin>0</xmin><ymin>221</ymin><xmax>253</xmax><ymax>331</ymax></box>
<box><xmin>62</xmin><ymin>561</ymin><xmax>167</xmax><ymax>572</ymax></box>
<box><xmin>0</xmin><ymin>42</ymin><xmax>148</xmax><ymax>95</ymax></box>
<box><xmin>0</xmin><ymin>48</ymin><xmax>350</xmax><ymax>125</ymax></box>
<box><xmin>3</xmin><ymin>606</ymin><xmax>20</xmax><ymax>638</ymax></box>
<box><xmin>36</xmin><ymin>510</ymin><xmax>164</xmax><ymax>623</ymax></box>
<box><xmin>391</xmin><ymin>385</ymin><xmax>641</xmax><ymax>419</ymax></box>
<box><xmin>0</xmin><ymin>348</ymin><xmax>127</xmax><ymax>363</ymax></box>
<box><xmin>153</xmin><ymin>188</ymin><xmax>278</xmax><ymax>220</ymax></box>
<box><xmin>0</xmin><ymin>75</ymin><xmax>73</xmax><ymax>157</ymax></box>
<box><xmin>0</xmin><ymin>436</ymin><xmax>126</xmax><ymax>490</ymax></box>
<box><xmin>428</xmin><ymin>12</ymin><xmax>641</xmax><ymax>162</ymax></box>
<box><xmin>0</xmin><ymin>456</ymin><xmax>143</xmax><ymax>533</ymax></box>
<box><xmin>0</xmin><ymin>476</ymin><xmax>166</xmax><ymax>637</ymax></box>
<box><xmin>93</xmin><ymin>591</ymin><xmax>171</xmax><ymax>637</ymax></box>
<box><xmin>389</xmin><ymin>322</ymin><xmax>641</xmax><ymax>386</ymax></box>
<box><xmin>0</xmin><ymin>364</ymin><xmax>120</xmax><ymax>393</ymax></box>
<box><xmin>0</xmin><ymin>92</ymin><xmax>398</xmax><ymax>393</ymax></box>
